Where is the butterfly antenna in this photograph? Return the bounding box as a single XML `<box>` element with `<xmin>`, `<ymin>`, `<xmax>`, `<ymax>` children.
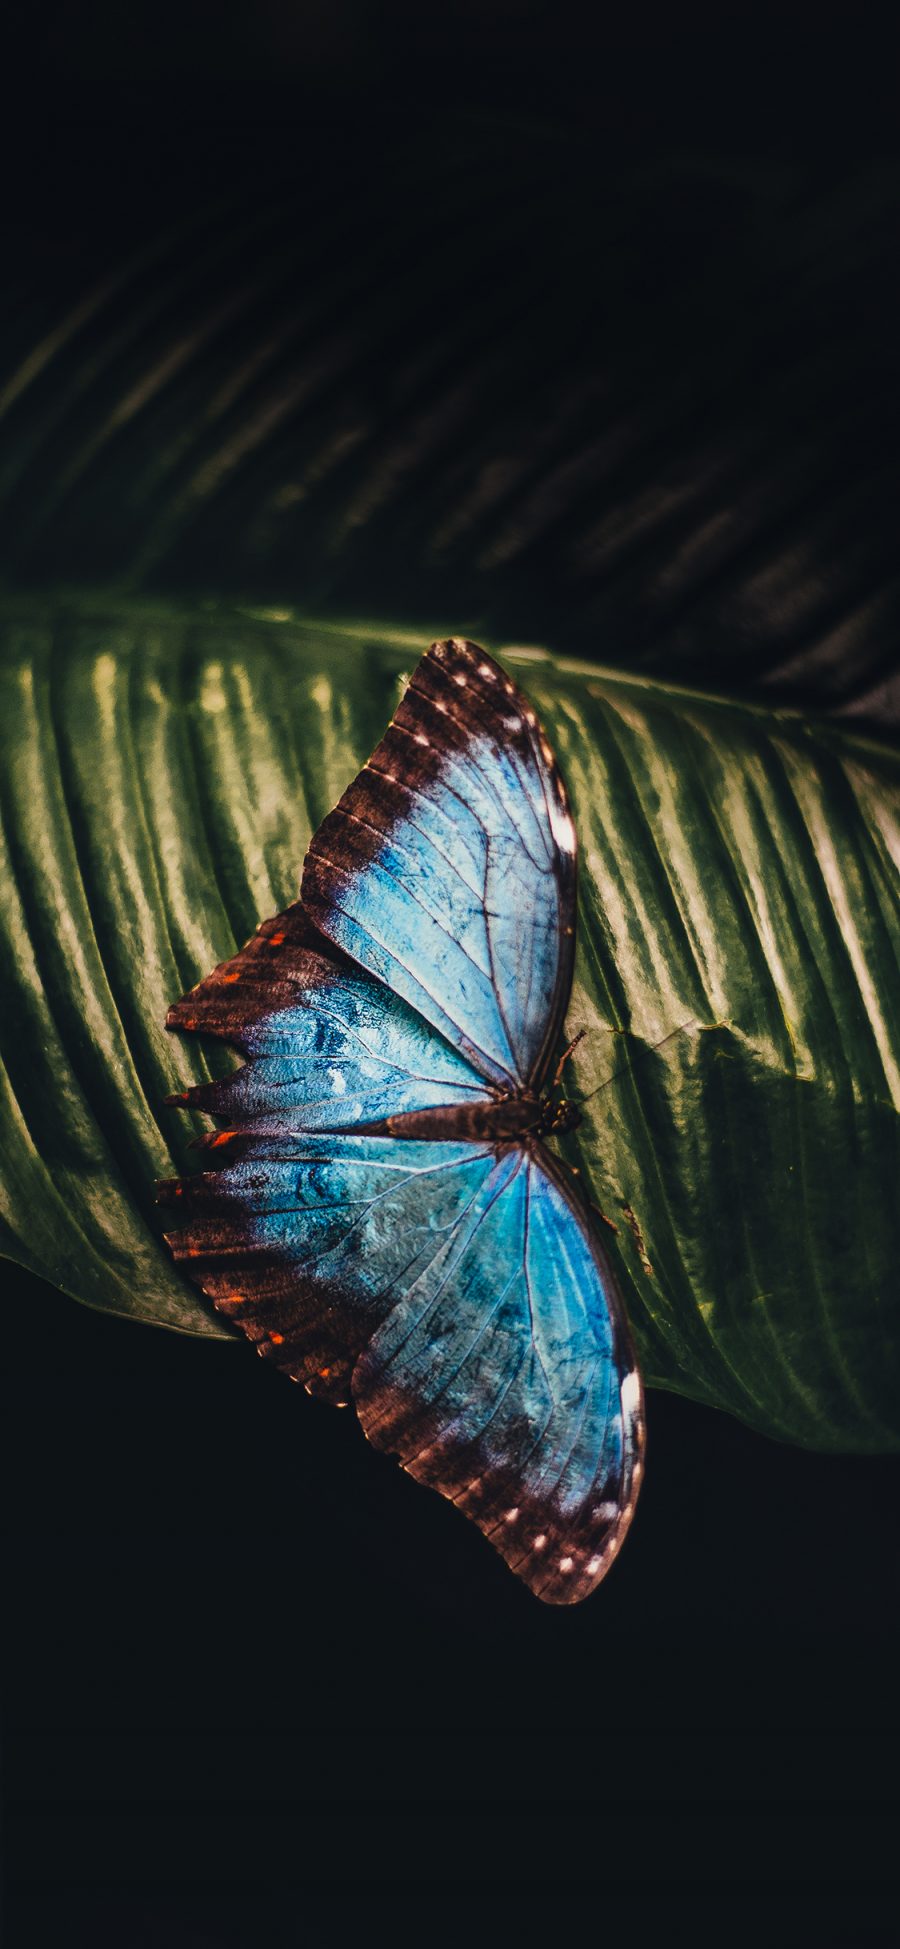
<box><xmin>573</xmin><ymin>1020</ymin><xmax>698</xmax><ymax>1106</ymax></box>
<box><xmin>550</xmin><ymin>1027</ymin><xmax>587</xmax><ymax>1091</ymax></box>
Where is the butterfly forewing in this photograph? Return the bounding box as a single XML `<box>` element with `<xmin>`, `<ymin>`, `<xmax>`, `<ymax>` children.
<box><xmin>302</xmin><ymin>638</ymin><xmax>577</xmax><ymax>1092</ymax></box>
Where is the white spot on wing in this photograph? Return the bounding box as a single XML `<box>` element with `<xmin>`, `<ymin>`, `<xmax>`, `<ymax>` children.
<box><xmin>547</xmin><ymin>794</ymin><xmax>576</xmax><ymax>855</ymax></box>
<box><xmin>533</xmin><ymin>1533</ymin><xmax>547</xmax><ymax>1552</ymax></box>
<box><xmin>558</xmin><ymin>1556</ymin><xmax>574</xmax><ymax>1574</ymax></box>
<box><xmin>620</xmin><ymin>1370</ymin><xmax>641</xmax><ymax>1419</ymax></box>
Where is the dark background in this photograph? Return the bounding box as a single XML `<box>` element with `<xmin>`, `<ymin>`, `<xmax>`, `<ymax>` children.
<box><xmin>4</xmin><ymin>3</ymin><xmax>900</xmax><ymax>1943</ymax></box>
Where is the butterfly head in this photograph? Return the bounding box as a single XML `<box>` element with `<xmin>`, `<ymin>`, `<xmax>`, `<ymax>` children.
<box><xmin>537</xmin><ymin>1093</ymin><xmax>581</xmax><ymax>1137</ymax></box>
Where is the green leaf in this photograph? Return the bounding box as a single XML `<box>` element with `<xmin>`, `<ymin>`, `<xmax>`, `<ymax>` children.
<box><xmin>1</xmin><ymin>594</ymin><xmax>898</xmax><ymax>1450</ymax></box>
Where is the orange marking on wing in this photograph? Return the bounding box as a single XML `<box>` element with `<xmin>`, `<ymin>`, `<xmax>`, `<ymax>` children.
<box><xmin>269</xmin><ymin>931</ymin><xmax>286</xmax><ymax>946</ymax></box>
<box><xmin>210</xmin><ymin>1130</ymin><xmax>237</xmax><ymax>1147</ymax></box>
<box><xmin>222</xmin><ymin>970</ymin><xmax>240</xmax><ymax>984</ymax></box>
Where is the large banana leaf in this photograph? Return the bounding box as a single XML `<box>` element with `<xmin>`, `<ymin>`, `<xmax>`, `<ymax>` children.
<box><xmin>1</xmin><ymin>595</ymin><xmax>898</xmax><ymax>1453</ymax></box>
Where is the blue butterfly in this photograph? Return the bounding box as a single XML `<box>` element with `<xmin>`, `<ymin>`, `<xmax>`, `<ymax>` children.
<box><xmin>160</xmin><ymin>638</ymin><xmax>645</xmax><ymax>1603</ymax></box>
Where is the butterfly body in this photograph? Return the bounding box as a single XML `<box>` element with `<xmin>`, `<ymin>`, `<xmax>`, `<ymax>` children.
<box><xmin>161</xmin><ymin>638</ymin><xmax>645</xmax><ymax>1604</ymax></box>
<box><xmin>356</xmin><ymin>1085</ymin><xmax>581</xmax><ymax>1142</ymax></box>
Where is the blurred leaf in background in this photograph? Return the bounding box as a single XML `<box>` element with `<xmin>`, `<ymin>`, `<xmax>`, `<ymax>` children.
<box><xmin>2</xmin><ymin>136</ymin><xmax>900</xmax><ymax>726</ymax></box>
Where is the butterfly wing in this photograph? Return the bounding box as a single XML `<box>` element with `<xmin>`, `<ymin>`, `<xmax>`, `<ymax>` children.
<box><xmin>354</xmin><ymin>1141</ymin><xmax>644</xmax><ymax>1604</ymax></box>
<box><xmin>302</xmin><ymin>638</ymin><xmax>577</xmax><ymax>1092</ymax></box>
<box><xmin>166</xmin><ymin>902</ymin><xmax>496</xmax><ymax>1132</ymax></box>
<box><xmin>160</xmin><ymin>1133</ymin><xmax>498</xmax><ymax>1409</ymax></box>
<box><xmin>160</xmin><ymin>1129</ymin><xmax>644</xmax><ymax>1603</ymax></box>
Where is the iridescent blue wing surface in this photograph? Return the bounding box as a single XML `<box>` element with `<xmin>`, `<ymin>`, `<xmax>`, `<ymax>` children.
<box><xmin>166</xmin><ymin>903</ymin><xmax>496</xmax><ymax>1132</ymax></box>
<box><xmin>302</xmin><ymin>638</ymin><xmax>577</xmax><ymax>1091</ymax></box>
<box><xmin>355</xmin><ymin>1143</ymin><xmax>644</xmax><ymax>1604</ymax></box>
<box><xmin>159</xmin><ymin>1133</ymin><xmax>644</xmax><ymax>1604</ymax></box>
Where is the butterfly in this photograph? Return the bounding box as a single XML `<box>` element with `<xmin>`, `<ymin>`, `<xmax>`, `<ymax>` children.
<box><xmin>159</xmin><ymin>637</ymin><xmax>645</xmax><ymax>1604</ymax></box>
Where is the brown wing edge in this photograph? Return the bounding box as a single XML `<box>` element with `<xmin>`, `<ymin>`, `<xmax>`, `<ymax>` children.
<box><xmin>160</xmin><ymin>903</ymin><xmax>366</xmax><ymax>1399</ymax></box>
<box><xmin>156</xmin><ymin>1148</ymin><xmax>361</xmax><ymax>1407</ymax></box>
<box><xmin>165</xmin><ymin>902</ymin><xmax>355</xmax><ymax>1057</ymax></box>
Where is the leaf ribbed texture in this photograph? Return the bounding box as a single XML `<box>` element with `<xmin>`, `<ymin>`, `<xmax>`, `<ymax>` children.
<box><xmin>1</xmin><ymin>597</ymin><xmax>898</xmax><ymax>1448</ymax></box>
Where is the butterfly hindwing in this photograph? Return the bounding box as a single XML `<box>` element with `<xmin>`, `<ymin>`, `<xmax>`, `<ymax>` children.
<box><xmin>302</xmin><ymin>639</ymin><xmax>577</xmax><ymax>1091</ymax></box>
<box><xmin>355</xmin><ymin>1142</ymin><xmax>643</xmax><ymax>1603</ymax></box>
<box><xmin>160</xmin><ymin>1133</ymin><xmax>644</xmax><ymax>1600</ymax></box>
<box><xmin>160</xmin><ymin>1135</ymin><xmax>498</xmax><ymax>1407</ymax></box>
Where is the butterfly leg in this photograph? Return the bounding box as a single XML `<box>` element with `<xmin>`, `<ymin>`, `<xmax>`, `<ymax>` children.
<box><xmin>595</xmin><ymin>1205</ymin><xmax>620</xmax><ymax>1235</ymax></box>
<box><xmin>550</xmin><ymin>1027</ymin><xmax>587</xmax><ymax>1091</ymax></box>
